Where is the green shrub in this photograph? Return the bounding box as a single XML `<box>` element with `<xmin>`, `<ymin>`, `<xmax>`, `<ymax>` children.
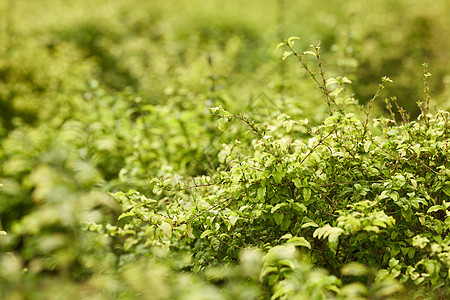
<box><xmin>97</xmin><ymin>39</ymin><xmax>449</xmax><ymax>299</ymax></box>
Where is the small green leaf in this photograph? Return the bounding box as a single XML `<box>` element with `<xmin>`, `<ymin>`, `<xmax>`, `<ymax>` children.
<box><xmin>341</xmin><ymin>262</ymin><xmax>369</xmax><ymax>276</ymax></box>
<box><xmin>401</xmin><ymin>209</ymin><xmax>411</xmax><ymax>222</ymax></box>
<box><xmin>229</xmin><ymin>213</ymin><xmax>240</xmax><ymax>227</ymax></box>
<box><xmin>389</xmin><ymin>258</ymin><xmax>400</xmax><ymax>268</ymax></box>
<box><xmin>341</xmin><ymin>77</ymin><xmax>352</xmax><ymax>84</ymax></box>
<box><xmin>401</xmin><ymin>247</ymin><xmax>409</xmax><ymax>255</ymax></box>
<box><xmin>281</xmin><ymin>215</ymin><xmax>291</xmax><ymax>231</ymax></box>
<box><xmin>271</xmin><ymin>202</ymin><xmax>287</xmax><ymax>213</ymax></box>
<box><xmin>410</xmin><ymin>178</ymin><xmax>418</xmax><ymax>189</ymax></box>
<box><xmin>280</xmin><ymin>233</ymin><xmax>293</xmax><ymax>240</ymax></box>
<box><xmin>118</xmin><ymin>211</ymin><xmax>135</xmax><ymax>220</ymax></box>
<box><xmin>274</xmin><ymin>213</ymin><xmax>284</xmax><ymax>225</ymax></box>
<box><xmin>428</xmin><ymin>205</ymin><xmax>442</xmax><ymax>213</ymax></box>
<box><xmin>283</xmin><ymin>120</ymin><xmax>295</xmax><ymax>132</ymax></box>
<box><xmin>313</xmin><ymin>224</ymin><xmax>344</xmax><ymax>243</ymax></box>
<box><xmin>412</xmin><ymin>235</ymin><xmax>430</xmax><ymax>248</ymax></box>
<box><xmin>260</xmin><ymin>266</ymin><xmax>278</xmax><ymax>279</ymax></box>
<box><xmin>303</xmin><ymin>188</ymin><xmax>311</xmax><ymax>201</ymax></box>
<box><xmin>257</xmin><ymin>186</ymin><xmax>266</xmax><ymax>202</ymax></box>
<box><xmin>186</xmin><ymin>224</ymin><xmax>195</xmax><ymax>239</ymax></box>
<box><xmin>210</xmin><ymin>105</ymin><xmax>230</xmax><ymax>116</ymax></box>
<box><xmin>159</xmin><ymin>222</ymin><xmax>172</xmax><ymax>238</ymax></box>
<box><xmin>303</xmin><ymin>50</ymin><xmax>317</xmax><ymax>58</ymax></box>
<box><xmin>293</xmin><ymin>203</ymin><xmax>307</xmax><ymax>213</ymax></box>
<box><xmin>341</xmin><ymin>282</ymin><xmax>368</xmax><ymax>297</ymax></box>
<box><xmin>286</xmin><ymin>236</ymin><xmax>311</xmax><ymax>249</ymax></box>
<box><xmin>442</xmin><ymin>184</ymin><xmax>450</xmax><ymax>196</ymax></box>
<box><xmin>391</xmin><ymin>231</ymin><xmax>399</xmax><ymax>240</ymax></box>
<box><xmin>292</xmin><ymin>178</ymin><xmax>302</xmax><ymax>188</ymax></box>
<box><xmin>331</xmin><ymin>151</ymin><xmax>345</xmax><ymax>157</ymax></box>
<box><xmin>232</xmin><ymin>172</ymin><xmax>242</xmax><ymax>184</ymax></box>
<box><xmin>268</xmin><ymin>274</ymin><xmax>279</xmax><ymax>286</ymax></box>
<box><xmin>276</xmin><ymin>42</ymin><xmax>286</xmax><ymax>49</ymax></box>
<box><xmin>200</xmin><ymin>229</ymin><xmax>213</xmax><ymax>239</ymax></box>
<box><xmin>389</xmin><ymin>191</ymin><xmax>399</xmax><ymax>202</ymax></box>
<box><xmin>282</xmin><ymin>51</ymin><xmax>292</xmax><ymax>61</ymax></box>
<box><xmin>272</xmin><ymin>172</ymin><xmax>282</xmax><ymax>184</ymax></box>
<box><xmin>363</xmin><ymin>225</ymin><xmax>380</xmax><ymax>233</ymax></box>
<box><xmin>287</xmin><ymin>36</ymin><xmax>301</xmax><ymax>42</ymax></box>
<box><xmin>382</xmin><ymin>76</ymin><xmax>393</xmax><ymax>83</ymax></box>
<box><xmin>301</xmin><ymin>221</ymin><xmax>319</xmax><ymax>228</ymax></box>
<box><xmin>209</xmin><ymin>107</ymin><xmax>219</xmax><ymax>114</ymax></box>
<box><xmin>217</xmin><ymin>118</ymin><xmax>230</xmax><ymax>132</ymax></box>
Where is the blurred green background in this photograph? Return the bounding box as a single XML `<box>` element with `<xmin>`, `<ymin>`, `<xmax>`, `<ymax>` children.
<box><xmin>1</xmin><ymin>0</ymin><xmax>449</xmax><ymax>298</ymax></box>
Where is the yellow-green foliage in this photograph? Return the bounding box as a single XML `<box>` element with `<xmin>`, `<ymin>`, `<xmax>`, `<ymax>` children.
<box><xmin>0</xmin><ymin>1</ymin><xmax>449</xmax><ymax>299</ymax></box>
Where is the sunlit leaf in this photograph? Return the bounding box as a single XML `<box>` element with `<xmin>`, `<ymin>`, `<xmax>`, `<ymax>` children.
<box><xmin>159</xmin><ymin>222</ymin><xmax>172</xmax><ymax>238</ymax></box>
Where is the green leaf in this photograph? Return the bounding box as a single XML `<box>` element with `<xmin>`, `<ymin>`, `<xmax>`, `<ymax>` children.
<box><xmin>363</xmin><ymin>225</ymin><xmax>380</xmax><ymax>233</ymax></box>
<box><xmin>313</xmin><ymin>224</ymin><xmax>344</xmax><ymax>244</ymax></box>
<box><xmin>331</xmin><ymin>151</ymin><xmax>345</xmax><ymax>157</ymax></box>
<box><xmin>389</xmin><ymin>191</ymin><xmax>399</xmax><ymax>202</ymax></box>
<box><xmin>286</xmin><ymin>236</ymin><xmax>311</xmax><ymax>249</ymax></box>
<box><xmin>260</xmin><ymin>266</ymin><xmax>278</xmax><ymax>279</ymax></box>
<box><xmin>302</xmin><ymin>50</ymin><xmax>317</xmax><ymax>58</ymax></box>
<box><xmin>341</xmin><ymin>77</ymin><xmax>352</xmax><ymax>84</ymax></box>
<box><xmin>272</xmin><ymin>172</ymin><xmax>282</xmax><ymax>184</ymax></box>
<box><xmin>382</xmin><ymin>76</ymin><xmax>393</xmax><ymax>83</ymax></box>
<box><xmin>341</xmin><ymin>262</ymin><xmax>369</xmax><ymax>276</ymax></box>
<box><xmin>301</xmin><ymin>221</ymin><xmax>319</xmax><ymax>228</ymax></box>
<box><xmin>200</xmin><ymin>229</ymin><xmax>213</xmax><ymax>239</ymax></box>
<box><xmin>292</xmin><ymin>178</ymin><xmax>302</xmax><ymax>188</ymax></box>
<box><xmin>302</xmin><ymin>188</ymin><xmax>311</xmax><ymax>201</ymax></box>
<box><xmin>159</xmin><ymin>222</ymin><xmax>172</xmax><ymax>238</ymax></box>
<box><xmin>210</xmin><ymin>105</ymin><xmax>230</xmax><ymax>116</ymax></box>
<box><xmin>217</xmin><ymin>118</ymin><xmax>230</xmax><ymax>132</ymax></box>
<box><xmin>401</xmin><ymin>247</ymin><xmax>408</xmax><ymax>255</ymax></box>
<box><xmin>268</xmin><ymin>274</ymin><xmax>279</xmax><ymax>286</ymax></box>
<box><xmin>287</xmin><ymin>36</ymin><xmax>301</xmax><ymax>42</ymax></box>
<box><xmin>401</xmin><ymin>209</ymin><xmax>411</xmax><ymax>222</ymax></box>
<box><xmin>391</xmin><ymin>231</ymin><xmax>399</xmax><ymax>240</ymax></box>
<box><xmin>276</xmin><ymin>42</ymin><xmax>286</xmax><ymax>49</ymax></box>
<box><xmin>410</xmin><ymin>178</ymin><xmax>418</xmax><ymax>189</ymax></box>
<box><xmin>271</xmin><ymin>202</ymin><xmax>287</xmax><ymax>213</ymax></box>
<box><xmin>257</xmin><ymin>186</ymin><xmax>266</xmax><ymax>202</ymax></box>
<box><xmin>228</xmin><ymin>213</ymin><xmax>240</xmax><ymax>230</ymax></box>
<box><xmin>341</xmin><ymin>282</ymin><xmax>368</xmax><ymax>297</ymax></box>
<box><xmin>280</xmin><ymin>215</ymin><xmax>291</xmax><ymax>231</ymax></box>
<box><xmin>118</xmin><ymin>211</ymin><xmax>135</xmax><ymax>220</ymax></box>
<box><xmin>442</xmin><ymin>184</ymin><xmax>450</xmax><ymax>196</ymax></box>
<box><xmin>280</xmin><ymin>233</ymin><xmax>292</xmax><ymax>240</ymax></box>
<box><xmin>293</xmin><ymin>203</ymin><xmax>307</xmax><ymax>214</ymax></box>
<box><xmin>282</xmin><ymin>51</ymin><xmax>292</xmax><ymax>61</ymax></box>
<box><xmin>274</xmin><ymin>213</ymin><xmax>284</xmax><ymax>225</ymax></box>
<box><xmin>427</xmin><ymin>205</ymin><xmax>443</xmax><ymax>213</ymax></box>
<box><xmin>232</xmin><ymin>172</ymin><xmax>242</xmax><ymax>184</ymax></box>
<box><xmin>186</xmin><ymin>223</ymin><xmax>195</xmax><ymax>239</ymax></box>
<box><xmin>283</xmin><ymin>120</ymin><xmax>295</xmax><ymax>132</ymax></box>
<box><xmin>123</xmin><ymin>238</ymin><xmax>138</xmax><ymax>251</ymax></box>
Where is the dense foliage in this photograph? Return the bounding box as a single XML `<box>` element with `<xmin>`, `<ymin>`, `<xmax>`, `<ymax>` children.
<box><xmin>1</xmin><ymin>1</ymin><xmax>450</xmax><ymax>299</ymax></box>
